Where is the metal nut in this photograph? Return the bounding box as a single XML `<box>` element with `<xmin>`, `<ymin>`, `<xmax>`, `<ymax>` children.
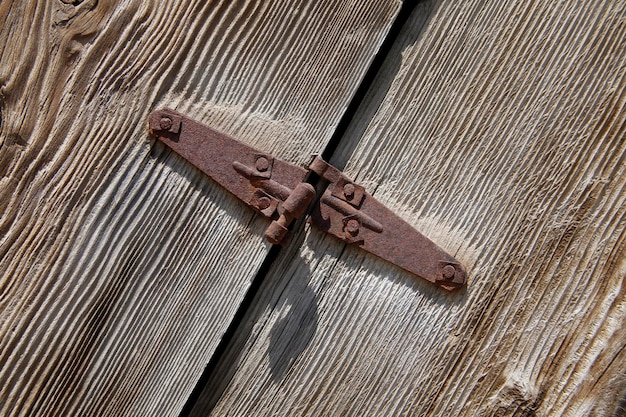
<box><xmin>257</xmin><ymin>196</ymin><xmax>271</xmax><ymax>210</ymax></box>
<box><xmin>160</xmin><ymin>117</ymin><xmax>172</xmax><ymax>131</ymax></box>
<box><xmin>442</xmin><ymin>265</ymin><xmax>456</xmax><ymax>280</ymax></box>
<box><xmin>255</xmin><ymin>156</ymin><xmax>270</xmax><ymax>172</ymax></box>
<box><xmin>345</xmin><ymin>219</ymin><xmax>360</xmax><ymax>236</ymax></box>
<box><xmin>343</xmin><ymin>183</ymin><xmax>355</xmax><ymax>200</ymax></box>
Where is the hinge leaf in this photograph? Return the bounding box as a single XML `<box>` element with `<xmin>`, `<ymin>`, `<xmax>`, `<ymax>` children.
<box><xmin>308</xmin><ymin>157</ymin><xmax>466</xmax><ymax>291</ymax></box>
<box><xmin>149</xmin><ymin>108</ymin><xmax>308</xmax><ymax>217</ymax></box>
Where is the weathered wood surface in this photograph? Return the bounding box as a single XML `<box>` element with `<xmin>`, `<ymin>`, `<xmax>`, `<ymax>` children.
<box><xmin>0</xmin><ymin>1</ymin><xmax>401</xmax><ymax>415</ymax></box>
<box><xmin>191</xmin><ymin>1</ymin><xmax>626</xmax><ymax>416</ymax></box>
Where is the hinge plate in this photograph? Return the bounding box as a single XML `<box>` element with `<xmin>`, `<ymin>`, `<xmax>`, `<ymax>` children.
<box><xmin>148</xmin><ymin>108</ymin><xmax>467</xmax><ymax>291</ymax></box>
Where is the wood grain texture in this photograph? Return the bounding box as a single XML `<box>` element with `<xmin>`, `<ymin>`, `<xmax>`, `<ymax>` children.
<box><xmin>0</xmin><ymin>0</ymin><xmax>400</xmax><ymax>415</ymax></box>
<box><xmin>192</xmin><ymin>1</ymin><xmax>626</xmax><ymax>416</ymax></box>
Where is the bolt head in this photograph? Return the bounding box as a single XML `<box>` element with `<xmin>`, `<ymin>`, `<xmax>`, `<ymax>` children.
<box><xmin>343</xmin><ymin>183</ymin><xmax>355</xmax><ymax>200</ymax></box>
<box><xmin>345</xmin><ymin>219</ymin><xmax>360</xmax><ymax>236</ymax></box>
<box><xmin>160</xmin><ymin>117</ymin><xmax>172</xmax><ymax>130</ymax></box>
<box><xmin>442</xmin><ymin>265</ymin><xmax>456</xmax><ymax>280</ymax></box>
<box><xmin>258</xmin><ymin>196</ymin><xmax>271</xmax><ymax>210</ymax></box>
<box><xmin>255</xmin><ymin>157</ymin><xmax>270</xmax><ymax>172</ymax></box>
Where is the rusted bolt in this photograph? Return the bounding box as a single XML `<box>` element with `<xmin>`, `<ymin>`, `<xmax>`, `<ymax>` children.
<box><xmin>345</xmin><ymin>219</ymin><xmax>360</xmax><ymax>236</ymax></box>
<box><xmin>442</xmin><ymin>264</ymin><xmax>456</xmax><ymax>280</ymax></box>
<box><xmin>255</xmin><ymin>156</ymin><xmax>270</xmax><ymax>172</ymax></box>
<box><xmin>343</xmin><ymin>183</ymin><xmax>355</xmax><ymax>200</ymax></box>
<box><xmin>258</xmin><ymin>196</ymin><xmax>271</xmax><ymax>210</ymax></box>
<box><xmin>160</xmin><ymin>117</ymin><xmax>172</xmax><ymax>130</ymax></box>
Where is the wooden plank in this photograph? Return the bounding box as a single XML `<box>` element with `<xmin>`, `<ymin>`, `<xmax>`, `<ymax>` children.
<box><xmin>0</xmin><ymin>1</ymin><xmax>400</xmax><ymax>415</ymax></box>
<box><xmin>192</xmin><ymin>1</ymin><xmax>626</xmax><ymax>415</ymax></box>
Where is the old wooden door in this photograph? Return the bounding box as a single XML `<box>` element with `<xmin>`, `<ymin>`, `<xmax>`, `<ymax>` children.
<box><xmin>1</xmin><ymin>1</ymin><xmax>624</xmax><ymax>416</ymax></box>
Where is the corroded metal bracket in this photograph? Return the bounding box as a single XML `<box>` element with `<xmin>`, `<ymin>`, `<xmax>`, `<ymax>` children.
<box><xmin>148</xmin><ymin>108</ymin><xmax>466</xmax><ymax>291</ymax></box>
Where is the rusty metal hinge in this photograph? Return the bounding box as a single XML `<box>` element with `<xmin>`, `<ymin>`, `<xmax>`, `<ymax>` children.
<box><xmin>148</xmin><ymin>108</ymin><xmax>467</xmax><ymax>291</ymax></box>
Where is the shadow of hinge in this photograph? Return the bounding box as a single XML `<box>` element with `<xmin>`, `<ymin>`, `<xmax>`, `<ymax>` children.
<box><xmin>148</xmin><ymin>108</ymin><xmax>467</xmax><ymax>291</ymax></box>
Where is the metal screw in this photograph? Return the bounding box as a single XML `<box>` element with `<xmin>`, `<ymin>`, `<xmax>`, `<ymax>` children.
<box><xmin>255</xmin><ymin>157</ymin><xmax>270</xmax><ymax>172</ymax></box>
<box><xmin>343</xmin><ymin>183</ymin><xmax>355</xmax><ymax>200</ymax></box>
<box><xmin>442</xmin><ymin>265</ymin><xmax>456</xmax><ymax>280</ymax></box>
<box><xmin>345</xmin><ymin>219</ymin><xmax>360</xmax><ymax>236</ymax></box>
<box><xmin>160</xmin><ymin>117</ymin><xmax>172</xmax><ymax>130</ymax></box>
<box><xmin>258</xmin><ymin>196</ymin><xmax>271</xmax><ymax>210</ymax></box>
